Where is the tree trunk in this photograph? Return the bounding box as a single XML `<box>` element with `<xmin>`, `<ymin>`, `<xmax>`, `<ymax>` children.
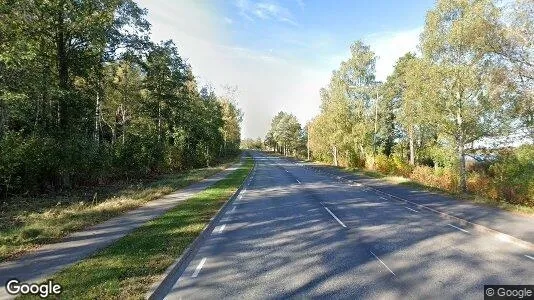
<box><xmin>56</xmin><ymin>1</ymin><xmax>68</xmax><ymax>128</ymax></box>
<box><xmin>307</xmin><ymin>143</ymin><xmax>310</xmax><ymax>161</ymax></box>
<box><xmin>458</xmin><ymin>138</ymin><xmax>466</xmax><ymax>192</ymax></box>
<box><xmin>0</xmin><ymin>98</ymin><xmax>5</xmax><ymax>139</ymax></box>
<box><xmin>333</xmin><ymin>145</ymin><xmax>338</xmax><ymax>166</ymax></box>
<box><xmin>408</xmin><ymin>124</ymin><xmax>415</xmax><ymax>165</ymax></box>
<box><xmin>157</xmin><ymin>101</ymin><xmax>162</xmax><ymax>143</ymax></box>
<box><xmin>111</xmin><ymin>126</ymin><xmax>116</xmax><ymax>145</ymax></box>
<box><xmin>205</xmin><ymin>146</ymin><xmax>210</xmax><ymax>167</ymax></box>
<box><xmin>94</xmin><ymin>91</ymin><xmax>100</xmax><ymax>143</ymax></box>
<box><xmin>121</xmin><ymin>103</ymin><xmax>126</xmax><ymax>144</ymax></box>
<box><xmin>457</xmin><ymin>106</ymin><xmax>467</xmax><ymax>192</ymax></box>
<box><xmin>373</xmin><ymin>89</ymin><xmax>379</xmax><ymax>155</ymax></box>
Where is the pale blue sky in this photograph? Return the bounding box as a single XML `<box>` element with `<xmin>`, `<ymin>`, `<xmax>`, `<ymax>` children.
<box><xmin>135</xmin><ymin>0</ymin><xmax>436</xmax><ymax>138</ymax></box>
<box><xmin>220</xmin><ymin>0</ymin><xmax>434</xmax><ymax>70</ymax></box>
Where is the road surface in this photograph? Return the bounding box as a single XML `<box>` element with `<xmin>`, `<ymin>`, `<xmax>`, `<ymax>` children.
<box><xmin>161</xmin><ymin>151</ymin><xmax>533</xmax><ymax>299</ymax></box>
<box><xmin>0</xmin><ymin>161</ymin><xmax>245</xmax><ymax>300</ymax></box>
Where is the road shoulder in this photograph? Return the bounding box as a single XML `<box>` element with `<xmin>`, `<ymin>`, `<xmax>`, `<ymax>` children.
<box><xmin>0</xmin><ymin>158</ymin><xmax>246</xmax><ymax>300</ymax></box>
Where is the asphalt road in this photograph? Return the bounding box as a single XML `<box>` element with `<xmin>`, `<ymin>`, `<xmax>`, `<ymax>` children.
<box><xmin>162</xmin><ymin>151</ymin><xmax>533</xmax><ymax>299</ymax></box>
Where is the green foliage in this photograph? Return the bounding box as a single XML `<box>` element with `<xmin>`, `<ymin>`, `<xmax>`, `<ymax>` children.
<box><xmin>308</xmin><ymin>41</ymin><xmax>377</xmax><ymax>166</ymax></box>
<box><xmin>265</xmin><ymin>111</ymin><xmax>304</xmax><ymax>156</ymax></box>
<box><xmin>0</xmin><ymin>0</ymin><xmax>242</xmax><ymax>196</ymax></box>
<box><xmin>0</xmin><ymin>157</ymin><xmax>240</xmax><ymax>262</ymax></box>
<box><xmin>490</xmin><ymin>145</ymin><xmax>534</xmax><ymax>205</ymax></box>
<box><xmin>303</xmin><ymin>0</ymin><xmax>532</xmax><ymax>206</ymax></box>
<box><xmin>241</xmin><ymin>137</ymin><xmax>264</xmax><ymax>150</ymax></box>
<box><xmin>40</xmin><ymin>157</ymin><xmax>253</xmax><ymax>299</ymax></box>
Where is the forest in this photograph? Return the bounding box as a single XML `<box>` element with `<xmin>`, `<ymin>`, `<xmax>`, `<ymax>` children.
<box><xmin>263</xmin><ymin>0</ymin><xmax>533</xmax><ymax>207</ymax></box>
<box><xmin>0</xmin><ymin>0</ymin><xmax>242</xmax><ymax>197</ymax></box>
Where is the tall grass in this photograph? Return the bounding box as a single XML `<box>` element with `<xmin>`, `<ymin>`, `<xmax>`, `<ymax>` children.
<box><xmin>0</xmin><ymin>159</ymin><xmax>238</xmax><ymax>261</ymax></box>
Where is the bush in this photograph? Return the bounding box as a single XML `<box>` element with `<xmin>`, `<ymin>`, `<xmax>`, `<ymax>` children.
<box><xmin>467</xmin><ymin>172</ymin><xmax>498</xmax><ymax>200</ymax></box>
<box><xmin>354</xmin><ymin>145</ymin><xmax>532</xmax><ymax>207</ymax></box>
<box><xmin>374</xmin><ymin>153</ymin><xmax>392</xmax><ymax>174</ymax></box>
<box><xmin>391</xmin><ymin>155</ymin><xmax>413</xmax><ymax>177</ymax></box>
<box><xmin>0</xmin><ymin>133</ymin><xmax>60</xmax><ymax>194</ymax></box>
<box><xmin>489</xmin><ymin>145</ymin><xmax>534</xmax><ymax>205</ymax></box>
<box><xmin>410</xmin><ymin>165</ymin><xmax>458</xmax><ymax>192</ymax></box>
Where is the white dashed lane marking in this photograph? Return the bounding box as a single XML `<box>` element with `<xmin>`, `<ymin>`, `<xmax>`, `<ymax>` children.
<box><xmin>447</xmin><ymin>224</ymin><xmax>469</xmax><ymax>234</ymax></box>
<box><xmin>405</xmin><ymin>206</ymin><xmax>419</xmax><ymax>213</ymax></box>
<box><xmin>216</xmin><ymin>224</ymin><xmax>226</xmax><ymax>233</ymax></box>
<box><xmin>191</xmin><ymin>257</ymin><xmax>207</xmax><ymax>278</ymax></box>
<box><xmin>321</xmin><ymin>204</ymin><xmax>347</xmax><ymax>228</ymax></box>
<box><xmin>370</xmin><ymin>251</ymin><xmax>396</xmax><ymax>276</ymax></box>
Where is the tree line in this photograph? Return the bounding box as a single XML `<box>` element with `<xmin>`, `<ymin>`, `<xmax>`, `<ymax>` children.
<box><xmin>0</xmin><ymin>0</ymin><xmax>242</xmax><ymax>196</ymax></box>
<box><xmin>264</xmin><ymin>0</ymin><xmax>533</xmax><ymax>205</ymax></box>
<box><xmin>264</xmin><ymin>111</ymin><xmax>307</xmax><ymax>156</ymax></box>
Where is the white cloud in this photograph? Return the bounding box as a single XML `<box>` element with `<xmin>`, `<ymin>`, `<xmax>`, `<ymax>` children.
<box><xmin>224</xmin><ymin>17</ymin><xmax>233</xmax><ymax>25</ymax></box>
<box><xmin>327</xmin><ymin>28</ymin><xmax>422</xmax><ymax>82</ymax></box>
<box><xmin>134</xmin><ymin>0</ymin><xmax>422</xmax><ymax>139</ymax></box>
<box><xmin>135</xmin><ymin>0</ymin><xmax>324</xmax><ymax>138</ymax></box>
<box><xmin>236</xmin><ymin>0</ymin><xmax>298</xmax><ymax>26</ymax></box>
<box><xmin>365</xmin><ymin>28</ymin><xmax>422</xmax><ymax>81</ymax></box>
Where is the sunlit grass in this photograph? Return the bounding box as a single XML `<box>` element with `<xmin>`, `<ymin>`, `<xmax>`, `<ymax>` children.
<box><xmin>266</xmin><ymin>151</ymin><xmax>533</xmax><ymax>215</ymax></box>
<box><xmin>397</xmin><ymin>178</ymin><xmax>534</xmax><ymax>215</ymax></box>
<box><xmin>0</xmin><ymin>158</ymin><xmax>238</xmax><ymax>262</ymax></box>
<box><xmin>21</xmin><ymin>157</ymin><xmax>253</xmax><ymax>299</ymax></box>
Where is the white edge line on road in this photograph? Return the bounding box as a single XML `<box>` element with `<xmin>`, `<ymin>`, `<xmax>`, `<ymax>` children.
<box><xmin>447</xmin><ymin>223</ymin><xmax>469</xmax><ymax>234</ymax></box>
<box><xmin>370</xmin><ymin>251</ymin><xmax>396</xmax><ymax>276</ymax></box>
<box><xmin>191</xmin><ymin>257</ymin><xmax>207</xmax><ymax>277</ymax></box>
<box><xmin>217</xmin><ymin>224</ymin><xmax>226</xmax><ymax>233</ymax></box>
<box><xmin>405</xmin><ymin>206</ymin><xmax>419</xmax><ymax>213</ymax></box>
<box><xmin>323</xmin><ymin>206</ymin><xmax>347</xmax><ymax>228</ymax></box>
<box><xmin>230</xmin><ymin>206</ymin><xmax>236</xmax><ymax>213</ymax></box>
<box><xmin>525</xmin><ymin>254</ymin><xmax>534</xmax><ymax>261</ymax></box>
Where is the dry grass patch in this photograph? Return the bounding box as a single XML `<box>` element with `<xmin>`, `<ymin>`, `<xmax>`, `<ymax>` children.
<box><xmin>20</xmin><ymin>157</ymin><xmax>253</xmax><ymax>299</ymax></box>
<box><xmin>0</xmin><ymin>158</ymin><xmax>238</xmax><ymax>261</ymax></box>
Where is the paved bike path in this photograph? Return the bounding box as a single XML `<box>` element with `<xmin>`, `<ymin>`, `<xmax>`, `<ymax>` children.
<box><xmin>0</xmin><ymin>160</ymin><xmax>243</xmax><ymax>300</ymax></box>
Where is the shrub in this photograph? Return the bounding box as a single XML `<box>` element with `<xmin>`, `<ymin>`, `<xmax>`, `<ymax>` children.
<box><xmin>410</xmin><ymin>165</ymin><xmax>458</xmax><ymax>192</ymax></box>
<box><xmin>489</xmin><ymin>145</ymin><xmax>534</xmax><ymax>205</ymax></box>
<box><xmin>391</xmin><ymin>155</ymin><xmax>413</xmax><ymax>177</ymax></box>
<box><xmin>467</xmin><ymin>172</ymin><xmax>498</xmax><ymax>200</ymax></box>
<box><xmin>374</xmin><ymin>153</ymin><xmax>392</xmax><ymax>174</ymax></box>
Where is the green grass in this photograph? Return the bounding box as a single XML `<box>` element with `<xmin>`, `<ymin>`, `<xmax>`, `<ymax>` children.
<box><xmin>344</xmin><ymin>167</ymin><xmax>385</xmax><ymax>179</ymax></box>
<box><xmin>0</xmin><ymin>157</ymin><xmax>239</xmax><ymax>262</ymax></box>
<box><xmin>22</xmin><ymin>157</ymin><xmax>253</xmax><ymax>300</ymax></box>
<box><xmin>397</xmin><ymin>180</ymin><xmax>534</xmax><ymax>215</ymax></box>
<box><xmin>346</xmin><ymin>165</ymin><xmax>534</xmax><ymax>215</ymax></box>
<box><xmin>265</xmin><ymin>151</ymin><xmax>533</xmax><ymax>215</ymax></box>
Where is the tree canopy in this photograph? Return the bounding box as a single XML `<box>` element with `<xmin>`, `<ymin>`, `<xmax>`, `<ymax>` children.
<box><xmin>306</xmin><ymin>0</ymin><xmax>532</xmax><ymax>193</ymax></box>
<box><xmin>0</xmin><ymin>0</ymin><xmax>242</xmax><ymax>195</ymax></box>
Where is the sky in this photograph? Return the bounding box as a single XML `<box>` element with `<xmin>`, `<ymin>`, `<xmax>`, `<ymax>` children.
<box><xmin>134</xmin><ymin>0</ymin><xmax>436</xmax><ymax>138</ymax></box>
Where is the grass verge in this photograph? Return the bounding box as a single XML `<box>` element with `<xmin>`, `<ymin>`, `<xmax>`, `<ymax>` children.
<box><xmin>351</xmin><ymin>167</ymin><xmax>534</xmax><ymax>215</ymax></box>
<box><xmin>264</xmin><ymin>151</ymin><xmax>534</xmax><ymax>215</ymax></box>
<box><xmin>0</xmin><ymin>157</ymin><xmax>239</xmax><ymax>262</ymax></box>
<box><xmin>397</xmin><ymin>180</ymin><xmax>534</xmax><ymax>215</ymax></box>
<box><xmin>24</xmin><ymin>156</ymin><xmax>253</xmax><ymax>299</ymax></box>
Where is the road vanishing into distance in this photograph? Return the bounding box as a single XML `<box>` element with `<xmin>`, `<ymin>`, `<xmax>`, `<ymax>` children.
<box><xmin>160</xmin><ymin>151</ymin><xmax>533</xmax><ymax>299</ymax></box>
